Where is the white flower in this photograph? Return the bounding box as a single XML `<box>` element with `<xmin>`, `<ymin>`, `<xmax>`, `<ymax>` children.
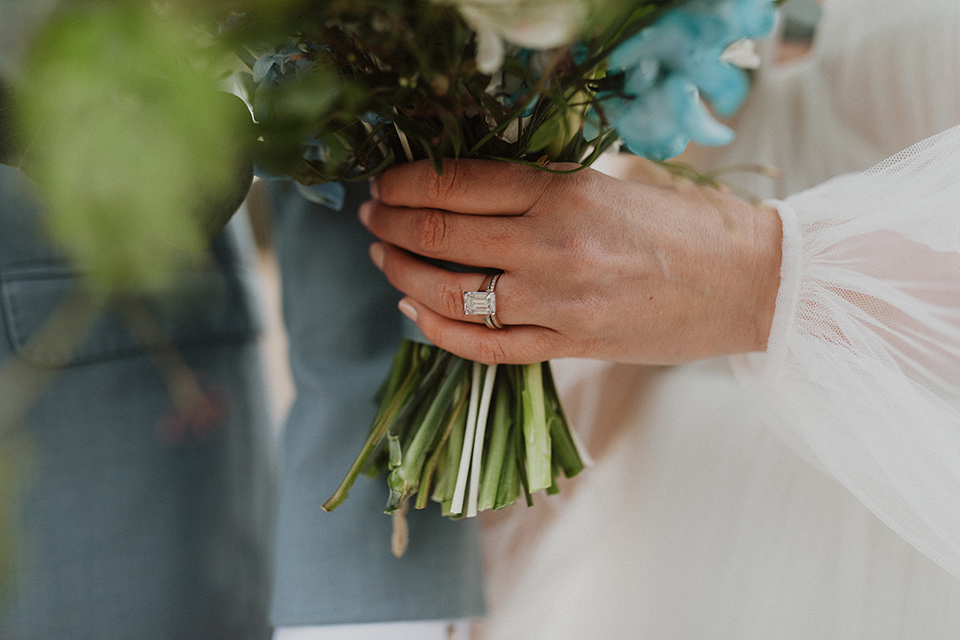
<box><xmin>720</xmin><ymin>38</ymin><xmax>761</xmax><ymax>69</ymax></box>
<box><xmin>468</xmin><ymin>16</ymin><xmax>506</xmax><ymax>73</ymax></box>
<box><xmin>439</xmin><ymin>0</ymin><xmax>587</xmax><ymax>72</ymax></box>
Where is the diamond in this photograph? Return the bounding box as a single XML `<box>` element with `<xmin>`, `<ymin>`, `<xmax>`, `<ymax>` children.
<box><xmin>464</xmin><ymin>290</ymin><xmax>496</xmax><ymax>316</ymax></box>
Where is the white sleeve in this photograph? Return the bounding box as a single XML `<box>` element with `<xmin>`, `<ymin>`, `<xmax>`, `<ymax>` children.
<box><xmin>730</xmin><ymin>125</ymin><xmax>960</xmax><ymax>578</ymax></box>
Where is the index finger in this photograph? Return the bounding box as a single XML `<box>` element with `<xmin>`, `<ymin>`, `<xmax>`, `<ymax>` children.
<box><xmin>373</xmin><ymin>158</ymin><xmax>561</xmax><ymax>215</ymax></box>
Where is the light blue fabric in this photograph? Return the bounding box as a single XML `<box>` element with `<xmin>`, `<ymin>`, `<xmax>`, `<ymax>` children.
<box><xmin>268</xmin><ymin>181</ymin><xmax>486</xmax><ymax>625</ymax></box>
<box><xmin>0</xmin><ymin>164</ymin><xmax>276</xmax><ymax>639</ymax></box>
<box><xmin>0</xmin><ymin>143</ymin><xmax>485</xmax><ymax>637</ymax></box>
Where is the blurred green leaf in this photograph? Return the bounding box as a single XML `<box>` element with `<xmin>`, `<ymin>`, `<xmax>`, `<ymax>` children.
<box><xmin>527</xmin><ymin>116</ymin><xmax>564</xmax><ymax>153</ymax></box>
<box><xmin>15</xmin><ymin>3</ymin><xmax>252</xmax><ymax>293</ymax></box>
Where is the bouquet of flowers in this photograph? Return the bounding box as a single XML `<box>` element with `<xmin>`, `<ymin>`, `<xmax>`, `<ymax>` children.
<box><xmin>6</xmin><ymin>0</ymin><xmax>777</xmax><ymax>538</ymax></box>
<box><xmin>234</xmin><ymin>0</ymin><xmax>777</xmax><ymax>525</ymax></box>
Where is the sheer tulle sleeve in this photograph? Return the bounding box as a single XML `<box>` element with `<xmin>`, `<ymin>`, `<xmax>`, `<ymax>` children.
<box><xmin>730</xmin><ymin>125</ymin><xmax>960</xmax><ymax>578</ymax></box>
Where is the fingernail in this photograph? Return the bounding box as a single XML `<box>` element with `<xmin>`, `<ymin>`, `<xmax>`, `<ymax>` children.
<box><xmin>398</xmin><ymin>298</ymin><xmax>418</xmax><ymax>323</ymax></box>
<box><xmin>369</xmin><ymin>177</ymin><xmax>380</xmax><ymax>200</ymax></box>
<box><xmin>369</xmin><ymin>243</ymin><xmax>385</xmax><ymax>270</ymax></box>
<box><xmin>358</xmin><ymin>201</ymin><xmax>373</xmax><ymax>226</ymax></box>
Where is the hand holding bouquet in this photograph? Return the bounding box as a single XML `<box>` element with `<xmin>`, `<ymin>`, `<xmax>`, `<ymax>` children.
<box><xmin>234</xmin><ymin>0</ymin><xmax>777</xmax><ymax>529</ymax></box>
<box><xmin>7</xmin><ymin>0</ymin><xmax>777</xmax><ymax>541</ymax></box>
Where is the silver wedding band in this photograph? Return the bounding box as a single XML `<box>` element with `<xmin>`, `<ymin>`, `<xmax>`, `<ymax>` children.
<box><xmin>463</xmin><ymin>272</ymin><xmax>504</xmax><ymax>330</ymax></box>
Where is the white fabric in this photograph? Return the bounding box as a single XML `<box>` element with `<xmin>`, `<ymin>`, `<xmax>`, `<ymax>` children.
<box><xmin>274</xmin><ymin>620</ymin><xmax>469</xmax><ymax>640</ymax></box>
<box><xmin>474</xmin><ymin>0</ymin><xmax>960</xmax><ymax>637</ymax></box>
<box><xmin>733</xmin><ymin>128</ymin><xmax>960</xmax><ymax>578</ymax></box>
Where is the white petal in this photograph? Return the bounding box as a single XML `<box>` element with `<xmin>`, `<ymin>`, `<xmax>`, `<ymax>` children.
<box><xmin>720</xmin><ymin>39</ymin><xmax>761</xmax><ymax>69</ymax></box>
<box><xmin>452</xmin><ymin>0</ymin><xmax>586</xmax><ymax>50</ymax></box>
<box><xmin>473</xmin><ymin>21</ymin><xmax>506</xmax><ymax>73</ymax></box>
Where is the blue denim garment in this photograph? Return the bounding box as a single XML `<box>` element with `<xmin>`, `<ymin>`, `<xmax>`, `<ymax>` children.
<box><xmin>268</xmin><ymin>181</ymin><xmax>486</xmax><ymax>625</ymax></box>
<box><xmin>0</xmin><ymin>164</ymin><xmax>276</xmax><ymax>640</ymax></box>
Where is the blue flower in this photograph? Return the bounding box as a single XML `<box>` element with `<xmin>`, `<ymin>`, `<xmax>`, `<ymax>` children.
<box><xmin>255</xmin><ymin>137</ymin><xmax>347</xmax><ymax>211</ymax></box>
<box><xmin>600</xmin><ymin>0</ymin><xmax>775</xmax><ymax>159</ymax></box>
<box><xmin>295</xmin><ymin>182</ymin><xmax>346</xmax><ymax>210</ymax></box>
<box><xmin>359</xmin><ymin>111</ymin><xmax>391</xmax><ymax>126</ymax></box>
<box><xmin>601</xmin><ymin>74</ymin><xmax>734</xmax><ymax>160</ymax></box>
<box><xmin>252</xmin><ymin>45</ymin><xmax>316</xmax><ymax>85</ymax></box>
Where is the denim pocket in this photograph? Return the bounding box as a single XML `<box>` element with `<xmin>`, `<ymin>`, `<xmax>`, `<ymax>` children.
<box><xmin>0</xmin><ymin>263</ymin><xmax>259</xmax><ymax>369</ymax></box>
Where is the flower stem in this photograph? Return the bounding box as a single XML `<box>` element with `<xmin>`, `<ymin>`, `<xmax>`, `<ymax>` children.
<box><xmin>478</xmin><ymin>378</ymin><xmax>512</xmax><ymax>512</ymax></box>
<box><xmin>386</xmin><ymin>356</ymin><xmax>468</xmax><ymax>512</ymax></box>
<box><xmin>467</xmin><ymin>363</ymin><xmax>498</xmax><ymax>517</ymax></box>
<box><xmin>522</xmin><ymin>363</ymin><xmax>552</xmax><ymax>492</ymax></box>
<box><xmin>543</xmin><ymin>362</ymin><xmax>585</xmax><ymax>478</ymax></box>
<box><xmin>451</xmin><ymin>361</ymin><xmax>483</xmax><ymax>515</ymax></box>
<box><xmin>416</xmin><ymin>380</ymin><xmax>468</xmax><ymax>510</ymax></box>
<box><xmin>322</xmin><ymin>346</ymin><xmax>424</xmax><ymax>512</ymax></box>
<box><xmin>436</xmin><ymin>395</ymin><xmax>468</xmax><ymax>515</ymax></box>
<box><xmin>494</xmin><ymin>427</ymin><xmax>520</xmax><ymax>510</ymax></box>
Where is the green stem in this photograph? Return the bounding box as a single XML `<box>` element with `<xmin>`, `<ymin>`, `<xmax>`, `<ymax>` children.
<box><xmin>510</xmin><ymin>365</ymin><xmax>534</xmax><ymax>507</ymax></box>
<box><xmin>466</xmin><ymin>363</ymin><xmax>498</xmax><ymax>517</ymax></box>
<box><xmin>522</xmin><ymin>362</ymin><xmax>552</xmax><ymax>492</ymax></box>
<box><xmin>543</xmin><ymin>362</ymin><xmax>585</xmax><ymax>478</ymax></box>
<box><xmin>416</xmin><ymin>380</ymin><xmax>469</xmax><ymax>510</ymax></box>
<box><xmin>451</xmin><ymin>361</ymin><xmax>483</xmax><ymax>515</ymax></box>
<box><xmin>322</xmin><ymin>348</ymin><xmax>424</xmax><ymax>512</ymax></box>
<box><xmin>436</xmin><ymin>390</ymin><xmax>468</xmax><ymax>515</ymax></box>
<box><xmin>494</xmin><ymin>428</ymin><xmax>520</xmax><ymax>510</ymax></box>
<box><xmin>372</xmin><ymin>340</ymin><xmax>416</xmax><ymax>424</ymax></box>
<box><xmin>390</xmin><ymin>357</ymin><xmax>468</xmax><ymax>503</ymax></box>
<box><xmin>478</xmin><ymin>378</ymin><xmax>512</xmax><ymax>512</ymax></box>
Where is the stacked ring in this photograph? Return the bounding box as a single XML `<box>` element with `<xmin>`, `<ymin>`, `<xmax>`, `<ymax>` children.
<box><xmin>463</xmin><ymin>272</ymin><xmax>504</xmax><ymax>329</ymax></box>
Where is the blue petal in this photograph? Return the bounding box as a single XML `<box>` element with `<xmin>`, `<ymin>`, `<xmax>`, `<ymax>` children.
<box><xmin>253</xmin><ymin>54</ymin><xmax>278</xmax><ymax>83</ymax></box>
<box><xmin>685</xmin><ymin>100</ymin><xmax>734</xmax><ymax>147</ymax></box>
<box><xmin>609</xmin><ymin>74</ymin><xmax>735</xmax><ymax>160</ymax></box>
<box><xmin>610</xmin><ymin>14</ymin><xmax>697</xmax><ymax>72</ymax></box>
<box><xmin>611</xmin><ymin>76</ymin><xmax>696</xmax><ymax>160</ymax></box>
<box><xmin>680</xmin><ymin>56</ymin><xmax>750</xmax><ymax>117</ymax></box>
<box><xmin>359</xmin><ymin>112</ymin><xmax>391</xmax><ymax>125</ymax></box>
<box><xmin>295</xmin><ymin>182</ymin><xmax>346</xmax><ymax>211</ymax></box>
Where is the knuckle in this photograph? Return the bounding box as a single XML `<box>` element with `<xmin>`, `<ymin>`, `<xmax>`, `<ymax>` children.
<box><xmin>524</xmin><ymin>171</ymin><xmax>553</xmax><ymax>215</ymax></box>
<box><xmin>436</xmin><ymin>281</ymin><xmax>465</xmax><ymax>317</ymax></box>
<box><xmin>414</xmin><ymin>209</ymin><xmax>450</xmax><ymax>253</ymax></box>
<box><xmin>426</xmin><ymin>161</ymin><xmax>461</xmax><ymax>205</ymax></box>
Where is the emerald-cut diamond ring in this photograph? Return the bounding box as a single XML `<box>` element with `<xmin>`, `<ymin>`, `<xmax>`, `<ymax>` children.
<box><xmin>463</xmin><ymin>272</ymin><xmax>504</xmax><ymax>329</ymax></box>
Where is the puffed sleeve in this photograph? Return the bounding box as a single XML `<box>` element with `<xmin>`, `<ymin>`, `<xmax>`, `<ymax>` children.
<box><xmin>731</xmin><ymin>125</ymin><xmax>960</xmax><ymax>578</ymax></box>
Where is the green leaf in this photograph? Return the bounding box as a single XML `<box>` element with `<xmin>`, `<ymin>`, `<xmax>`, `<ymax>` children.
<box><xmin>16</xmin><ymin>4</ymin><xmax>252</xmax><ymax>292</ymax></box>
<box><xmin>527</xmin><ymin>116</ymin><xmax>564</xmax><ymax>154</ymax></box>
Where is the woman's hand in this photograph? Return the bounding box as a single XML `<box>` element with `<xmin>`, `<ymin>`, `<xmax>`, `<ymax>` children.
<box><xmin>359</xmin><ymin>158</ymin><xmax>782</xmax><ymax>365</ymax></box>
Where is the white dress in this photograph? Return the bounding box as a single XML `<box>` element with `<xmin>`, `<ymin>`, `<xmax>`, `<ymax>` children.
<box><xmin>474</xmin><ymin>1</ymin><xmax>960</xmax><ymax>638</ymax></box>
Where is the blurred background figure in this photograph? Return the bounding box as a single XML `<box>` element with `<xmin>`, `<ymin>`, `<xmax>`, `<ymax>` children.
<box><xmin>0</xmin><ymin>159</ymin><xmax>277</xmax><ymax>638</ymax></box>
<box><xmin>0</xmin><ymin>3</ymin><xmax>276</xmax><ymax>636</ymax></box>
<box><xmin>0</xmin><ymin>3</ymin><xmax>484</xmax><ymax>637</ymax></box>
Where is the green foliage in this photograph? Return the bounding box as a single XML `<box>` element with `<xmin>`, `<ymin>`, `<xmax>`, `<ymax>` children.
<box><xmin>6</xmin><ymin>0</ymin><xmax>676</xmax><ymax>291</ymax></box>
<box><xmin>15</xmin><ymin>3</ymin><xmax>252</xmax><ymax>292</ymax></box>
<box><xmin>235</xmin><ymin>0</ymin><xmax>676</xmax><ymax>183</ymax></box>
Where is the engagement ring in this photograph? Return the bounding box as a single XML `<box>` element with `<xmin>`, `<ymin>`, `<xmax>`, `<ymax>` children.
<box><xmin>463</xmin><ymin>272</ymin><xmax>504</xmax><ymax>329</ymax></box>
